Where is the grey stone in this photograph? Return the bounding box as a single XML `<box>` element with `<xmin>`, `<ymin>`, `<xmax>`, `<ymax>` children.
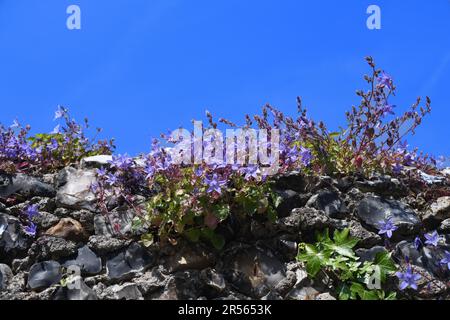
<box><xmin>106</xmin><ymin>243</ymin><xmax>154</xmax><ymax>281</ymax></box>
<box><xmin>306</xmin><ymin>190</ymin><xmax>347</xmax><ymax>218</ymax></box>
<box><xmin>274</xmin><ymin>189</ymin><xmax>309</xmax><ymax>218</ymax></box>
<box><xmin>439</xmin><ymin>219</ymin><xmax>450</xmax><ymax>234</ymax></box>
<box><xmin>88</xmin><ymin>235</ymin><xmax>131</xmax><ymax>255</ymax></box>
<box><xmin>63</xmin><ymin>245</ymin><xmax>102</xmax><ymax>275</ymax></box>
<box><xmin>357</xmin><ymin>196</ymin><xmax>421</xmax><ymax>236</ymax></box>
<box><xmin>28</xmin><ymin>236</ymin><xmax>78</xmax><ymax>261</ymax></box>
<box><xmin>356</xmin><ymin>246</ymin><xmax>388</xmax><ymax>262</ymax></box>
<box><xmin>394</xmin><ymin>241</ymin><xmax>450</xmax><ymax>279</ymax></box>
<box><xmin>108</xmin><ymin>283</ymin><xmax>143</xmax><ymax>300</ymax></box>
<box><xmin>223</xmin><ymin>247</ymin><xmax>286</xmax><ymax>298</ymax></box>
<box><xmin>429</xmin><ymin>197</ymin><xmax>450</xmax><ymax>221</ymax></box>
<box><xmin>53</xmin><ymin>278</ymin><xmax>97</xmax><ymax>300</ymax></box>
<box><xmin>56</xmin><ymin>167</ymin><xmax>97</xmax><ymax>211</ymax></box>
<box><xmin>31</xmin><ymin>211</ymin><xmax>59</xmax><ymax>230</ymax></box>
<box><xmin>27</xmin><ymin>261</ymin><xmax>62</xmax><ymax>290</ymax></box>
<box><xmin>200</xmin><ymin>268</ymin><xmax>226</xmax><ymax>293</ymax></box>
<box><xmin>0</xmin><ymin>264</ymin><xmax>13</xmax><ymax>291</ymax></box>
<box><xmin>81</xmin><ymin>155</ymin><xmax>113</xmax><ymax>169</ymax></box>
<box><xmin>355</xmin><ymin>176</ymin><xmax>407</xmax><ymax>197</ymax></box>
<box><xmin>0</xmin><ymin>213</ymin><xmax>30</xmax><ymax>256</ymax></box>
<box><xmin>0</xmin><ymin>173</ymin><xmax>55</xmax><ymax>199</ymax></box>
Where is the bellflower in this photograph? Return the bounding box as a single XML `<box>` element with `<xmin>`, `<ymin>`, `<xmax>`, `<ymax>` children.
<box><xmin>24</xmin><ymin>204</ymin><xmax>39</xmax><ymax>220</ymax></box>
<box><xmin>299</xmin><ymin>146</ymin><xmax>313</xmax><ymax>166</ymax></box>
<box><xmin>392</xmin><ymin>163</ymin><xmax>403</xmax><ymax>174</ymax></box>
<box><xmin>54</xmin><ymin>105</ymin><xmax>67</xmax><ymax>120</ymax></box>
<box><xmin>396</xmin><ymin>266</ymin><xmax>421</xmax><ymax>290</ymax></box>
<box><xmin>50</xmin><ymin>125</ymin><xmax>61</xmax><ymax>134</ymax></box>
<box><xmin>414</xmin><ymin>236</ymin><xmax>423</xmax><ymax>250</ymax></box>
<box><xmin>440</xmin><ymin>251</ymin><xmax>450</xmax><ymax>270</ymax></box>
<box><xmin>378</xmin><ymin>217</ymin><xmax>398</xmax><ymax>238</ymax></box>
<box><xmin>377</xmin><ymin>71</ymin><xmax>393</xmax><ymax>89</ymax></box>
<box><xmin>204</xmin><ymin>173</ymin><xmax>227</xmax><ymax>194</ymax></box>
<box><xmin>10</xmin><ymin>119</ymin><xmax>20</xmax><ymax>129</ymax></box>
<box><xmin>424</xmin><ymin>231</ymin><xmax>441</xmax><ymax>247</ymax></box>
<box><xmin>24</xmin><ymin>223</ymin><xmax>37</xmax><ymax>237</ymax></box>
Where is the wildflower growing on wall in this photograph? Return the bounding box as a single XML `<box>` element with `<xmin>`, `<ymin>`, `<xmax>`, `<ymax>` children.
<box><xmin>424</xmin><ymin>231</ymin><xmax>441</xmax><ymax>247</ymax></box>
<box><xmin>378</xmin><ymin>217</ymin><xmax>398</xmax><ymax>239</ymax></box>
<box><xmin>396</xmin><ymin>267</ymin><xmax>421</xmax><ymax>290</ymax></box>
<box><xmin>440</xmin><ymin>251</ymin><xmax>450</xmax><ymax>270</ymax></box>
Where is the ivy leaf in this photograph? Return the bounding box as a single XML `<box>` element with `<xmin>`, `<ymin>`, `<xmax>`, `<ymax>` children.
<box><xmin>201</xmin><ymin>228</ymin><xmax>225</xmax><ymax>250</ymax></box>
<box><xmin>140</xmin><ymin>233</ymin><xmax>154</xmax><ymax>247</ymax></box>
<box><xmin>350</xmin><ymin>282</ymin><xmax>379</xmax><ymax>300</ymax></box>
<box><xmin>337</xmin><ymin>284</ymin><xmax>351</xmax><ymax>300</ymax></box>
<box><xmin>323</xmin><ymin>229</ymin><xmax>359</xmax><ymax>258</ymax></box>
<box><xmin>214</xmin><ymin>203</ymin><xmax>230</xmax><ymax>221</ymax></box>
<box><xmin>297</xmin><ymin>244</ymin><xmax>329</xmax><ymax>277</ymax></box>
<box><xmin>372</xmin><ymin>250</ymin><xmax>396</xmax><ymax>282</ymax></box>
<box><xmin>185</xmin><ymin>228</ymin><xmax>201</xmax><ymax>242</ymax></box>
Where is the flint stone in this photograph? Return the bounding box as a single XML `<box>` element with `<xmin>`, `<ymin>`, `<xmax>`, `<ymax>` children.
<box><xmin>27</xmin><ymin>261</ymin><xmax>62</xmax><ymax>290</ymax></box>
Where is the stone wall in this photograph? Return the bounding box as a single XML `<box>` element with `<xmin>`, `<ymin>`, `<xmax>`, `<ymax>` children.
<box><xmin>1</xmin><ymin>161</ymin><xmax>449</xmax><ymax>300</ymax></box>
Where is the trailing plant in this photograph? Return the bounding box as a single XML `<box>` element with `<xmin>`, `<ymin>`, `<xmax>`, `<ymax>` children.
<box><xmin>0</xmin><ymin>106</ymin><xmax>114</xmax><ymax>174</ymax></box>
<box><xmin>297</xmin><ymin>228</ymin><xmax>397</xmax><ymax>300</ymax></box>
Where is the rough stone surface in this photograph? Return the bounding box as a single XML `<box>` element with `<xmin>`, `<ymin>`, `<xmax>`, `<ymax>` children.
<box><xmin>357</xmin><ymin>196</ymin><xmax>421</xmax><ymax>236</ymax></box>
<box><xmin>0</xmin><ymin>173</ymin><xmax>55</xmax><ymax>199</ymax></box>
<box><xmin>56</xmin><ymin>168</ymin><xmax>97</xmax><ymax>211</ymax></box>
<box><xmin>106</xmin><ymin>243</ymin><xmax>154</xmax><ymax>281</ymax></box>
<box><xmin>27</xmin><ymin>261</ymin><xmax>62</xmax><ymax>291</ymax></box>
<box><xmin>63</xmin><ymin>245</ymin><xmax>102</xmax><ymax>275</ymax></box>
<box><xmin>45</xmin><ymin>218</ymin><xmax>88</xmax><ymax>242</ymax></box>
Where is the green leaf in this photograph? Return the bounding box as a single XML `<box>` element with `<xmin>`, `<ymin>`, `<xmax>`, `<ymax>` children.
<box><xmin>373</xmin><ymin>251</ymin><xmax>396</xmax><ymax>282</ymax></box>
<box><xmin>350</xmin><ymin>282</ymin><xmax>379</xmax><ymax>300</ymax></box>
<box><xmin>201</xmin><ymin>228</ymin><xmax>225</xmax><ymax>250</ymax></box>
<box><xmin>297</xmin><ymin>244</ymin><xmax>329</xmax><ymax>277</ymax></box>
<box><xmin>214</xmin><ymin>203</ymin><xmax>230</xmax><ymax>221</ymax></box>
<box><xmin>185</xmin><ymin>228</ymin><xmax>201</xmax><ymax>242</ymax></box>
<box><xmin>140</xmin><ymin>234</ymin><xmax>154</xmax><ymax>247</ymax></box>
<box><xmin>337</xmin><ymin>284</ymin><xmax>351</xmax><ymax>300</ymax></box>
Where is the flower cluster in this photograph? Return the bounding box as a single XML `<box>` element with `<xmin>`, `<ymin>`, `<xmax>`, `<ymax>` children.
<box><xmin>0</xmin><ymin>106</ymin><xmax>114</xmax><ymax>174</ymax></box>
<box><xmin>20</xmin><ymin>204</ymin><xmax>40</xmax><ymax>237</ymax></box>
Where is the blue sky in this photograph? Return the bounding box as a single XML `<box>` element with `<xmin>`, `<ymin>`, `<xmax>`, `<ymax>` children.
<box><xmin>0</xmin><ymin>0</ymin><xmax>449</xmax><ymax>156</ymax></box>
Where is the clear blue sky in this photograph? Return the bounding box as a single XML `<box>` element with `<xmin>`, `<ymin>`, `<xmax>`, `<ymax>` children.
<box><xmin>0</xmin><ymin>0</ymin><xmax>449</xmax><ymax>156</ymax></box>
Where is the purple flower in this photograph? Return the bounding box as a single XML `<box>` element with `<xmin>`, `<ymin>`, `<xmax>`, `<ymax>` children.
<box><xmin>194</xmin><ymin>166</ymin><xmax>203</xmax><ymax>177</ymax></box>
<box><xmin>392</xmin><ymin>163</ymin><xmax>403</xmax><ymax>174</ymax></box>
<box><xmin>414</xmin><ymin>236</ymin><xmax>423</xmax><ymax>250</ymax></box>
<box><xmin>109</xmin><ymin>154</ymin><xmax>133</xmax><ymax>170</ymax></box>
<box><xmin>380</xmin><ymin>104</ymin><xmax>395</xmax><ymax>116</ymax></box>
<box><xmin>106</xmin><ymin>173</ymin><xmax>119</xmax><ymax>186</ymax></box>
<box><xmin>440</xmin><ymin>251</ymin><xmax>450</xmax><ymax>270</ymax></box>
<box><xmin>50</xmin><ymin>125</ymin><xmax>61</xmax><ymax>134</ymax></box>
<box><xmin>144</xmin><ymin>164</ymin><xmax>155</xmax><ymax>179</ymax></box>
<box><xmin>10</xmin><ymin>119</ymin><xmax>20</xmax><ymax>129</ymax></box>
<box><xmin>285</xmin><ymin>145</ymin><xmax>299</xmax><ymax>164</ymax></box>
<box><xmin>396</xmin><ymin>266</ymin><xmax>421</xmax><ymax>290</ymax></box>
<box><xmin>424</xmin><ymin>231</ymin><xmax>440</xmax><ymax>247</ymax></box>
<box><xmin>378</xmin><ymin>217</ymin><xmax>398</xmax><ymax>238</ymax></box>
<box><xmin>377</xmin><ymin>71</ymin><xmax>393</xmax><ymax>89</ymax></box>
<box><xmin>299</xmin><ymin>146</ymin><xmax>313</xmax><ymax>166</ymax></box>
<box><xmin>204</xmin><ymin>173</ymin><xmax>227</xmax><ymax>194</ymax></box>
<box><xmin>24</xmin><ymin>223</ymin><xmax>37</xmax><ymax>237</ymax></box>
<box><xmin>24</xmin><ymin>204</ymin><xmax>39</xmax><ymax>220</ymax></box>
<box><xmin>54</xmin><ymin>106</ymin><xmax>67</xmax><ymax>120</ymax></box>
<box><xmin>240</xmin><ymin>165</ymin><xmax>259</xmax><ymax>180</ymax></box>
<box><xmin>96</xmin><ymin>167</ymin><xmax>107</xmax><ymax>177</ymax></box>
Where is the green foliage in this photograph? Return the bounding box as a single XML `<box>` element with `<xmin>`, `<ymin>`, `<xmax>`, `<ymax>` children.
<box><xmin>297</xmin><ymin>228</ymin><xmax>397</xmax><ymax>300</ymax></box>
<box><xmin>140</xmin><ymin>166</ymin><xmax>278</xmax><ymax>250</ymax></box>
